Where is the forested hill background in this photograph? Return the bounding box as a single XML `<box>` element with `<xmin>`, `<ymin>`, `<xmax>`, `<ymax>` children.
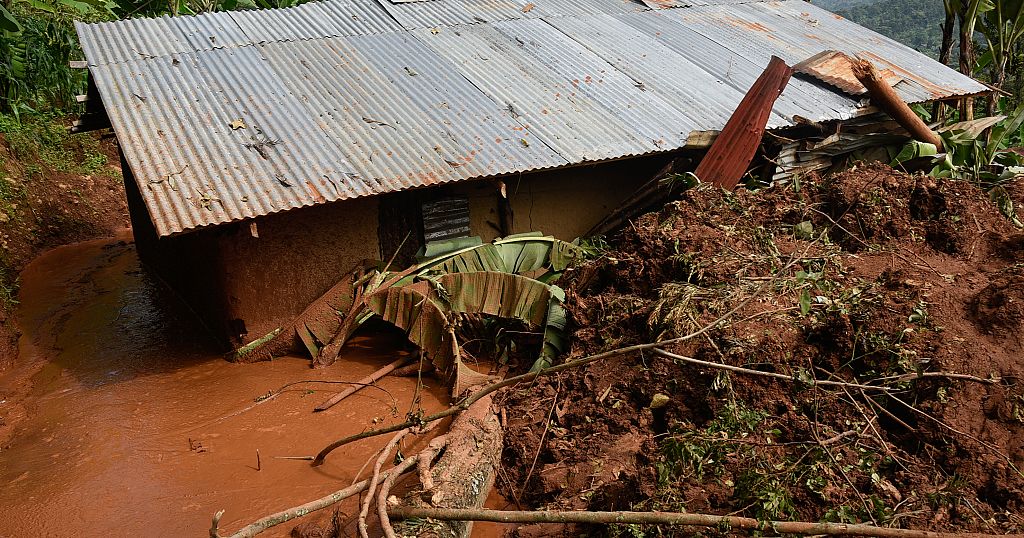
<box><xmin>814</xmin><ymin>0</ymin><xmax>945</xmax><ymax>59</ymax></box>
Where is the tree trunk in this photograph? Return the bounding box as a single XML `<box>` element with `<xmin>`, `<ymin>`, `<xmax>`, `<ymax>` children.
<box><xmin>395</xmin><ymin>394</ymin><xmax>502</xmax><ymax>538</ymax></box>
<box><xmin>933</xmin><ymin>11</ymin><xmax>957</xmax><ymax>121</ymax></box>
<box><xmin>958</xmin><ymin>8</ymin><xmax>976</xmax><ymax>120</ymax></box>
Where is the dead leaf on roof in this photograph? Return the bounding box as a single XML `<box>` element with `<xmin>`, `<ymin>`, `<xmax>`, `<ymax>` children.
<box><xmin>362</xmin><ymin>117</ymin><xmax>395</xmax><ymax>129</ymax></box>
<box><xmin>229</xmin><ymin>119</ymin><xmax>246</xmax><ymax>130</ymax></box>
<box><xmin>522</xmin><ymin>2</ymin><xmax>535</xmax><ymax>12</ymax></box>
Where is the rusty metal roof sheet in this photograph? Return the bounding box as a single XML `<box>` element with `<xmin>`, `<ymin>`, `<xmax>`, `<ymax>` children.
<box><xmin>77</xmin><ymin>0</ymin><xmax>988</xmax><ymax>237</ymax></box>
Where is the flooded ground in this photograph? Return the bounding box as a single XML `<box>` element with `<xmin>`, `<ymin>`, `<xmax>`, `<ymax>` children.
<box><xmin>0</xmin><ymin>235</ymin><xmax>459</xmax><ymax>537</ymax></box>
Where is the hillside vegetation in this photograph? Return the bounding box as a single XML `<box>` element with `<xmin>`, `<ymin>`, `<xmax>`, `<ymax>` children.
<box><xmin>818</xmin><ymin>0</ymin><xmax>945</xmax><ymax>59</ymax></box>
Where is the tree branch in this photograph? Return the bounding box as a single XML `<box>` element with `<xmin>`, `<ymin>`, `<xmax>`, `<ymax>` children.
<box><xmin>387</xmin><ymin>507</ymin><xmax>1011</xmax><ymax>538</ymax></box>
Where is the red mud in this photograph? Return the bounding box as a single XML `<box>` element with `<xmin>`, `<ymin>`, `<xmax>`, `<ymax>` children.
<box><xmin>0</xmin><ymin>236</ymin><xmax>450</xmax><ymax>537</ymax></box>
<box><xmin>499</xmin><ymin>164</ymin><xmax>1024</xmax><ymax>536</ymax></box>
<box><xmin>0</xmin><ymin>132</ymin><xmax>129</xmax><ymax>373</ymax></box>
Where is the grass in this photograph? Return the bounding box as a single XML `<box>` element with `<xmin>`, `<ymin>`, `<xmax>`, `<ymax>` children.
<box><xmin>0</xmin><ymin>266</ymin><xmax>19</xmax><ymax>308</ymax></box>
<box><xmin>0</xmin><ymin>112</ymin><xmax>110</xmax><ymax>177</ymax></box>
<box><xmin>0</xmin><ymin>111</ymin><xmax>119</xmax><ymax>309</ymax></box>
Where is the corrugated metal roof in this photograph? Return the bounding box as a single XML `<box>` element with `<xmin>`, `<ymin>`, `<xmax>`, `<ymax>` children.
<box><xmin>77</xmin><ymin>0</ymin><xmax>989</xmax><ymax>237</ymax></box>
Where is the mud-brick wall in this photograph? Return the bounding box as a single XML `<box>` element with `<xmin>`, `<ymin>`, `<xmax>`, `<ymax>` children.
<box><xmin>458</xmin><ymin>155</ymin><xmax>674</xmax><ymax>242</ymax></box>
<box><xmin>210</xmin><ymin>197</ymin><xmax>380</xmax><ymax>347</ymax></box>
<box><xmin>127</xmin><ymin>153</ymin><xmax>674</xmax><ymax>350</ymax></box>
<box><xmin>126</xmin><ymin>161</ymin><xmax>380</xmax><ymax>349</ymax></box>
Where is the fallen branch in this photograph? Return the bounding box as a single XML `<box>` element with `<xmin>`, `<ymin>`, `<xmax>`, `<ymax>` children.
<box><xmin>386</xmin><ymin>507</ymin><xmax>1012</xmax><ymax>538</ymax></box>
<box><xmin>851</xmin><ymin>56</ymin><xmax>944</xmax><ymax>150</ymax></box>
<box><xmin>212</xmin><ymin>438</ymin><xmax>449</xmax><ymax>538</ymax></box>
<box><xmin>651</xmin><ymin>348</ymin><xmax>897</xmax><ymax>392</ymax></box>
<box><xmin>212</xmin><ymin>463</ymin><xmax>410</xmax><ymax>538</ymax></box>
<box><xmin>378</xmin><ymin>435</ymin><xmax>448</xmax><ymax>538</ymax></box>
<box><xmin>315</xmin><ymin>357</ymin><xmax>413</xmax><ymax>412</ymax></box>
<box><xmin>359</xmin><ymin>428</ymin><xmax>411</xmax><ymax>538</ymax></box>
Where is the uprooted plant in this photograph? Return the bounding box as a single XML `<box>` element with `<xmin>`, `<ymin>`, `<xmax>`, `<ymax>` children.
<box><xmin>234</xmin><ymin>232</ymin><xmax>587</xmax><ymax>394</ymax></box>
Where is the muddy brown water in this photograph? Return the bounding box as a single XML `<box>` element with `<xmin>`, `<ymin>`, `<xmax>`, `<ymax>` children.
<box><xmin>0</xmin><ymin>235</ymin><xmax>506</xmax><ymax>537</ymax></box>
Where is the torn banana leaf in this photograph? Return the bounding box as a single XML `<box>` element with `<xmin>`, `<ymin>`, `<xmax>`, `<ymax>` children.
<box><xmin>366</xmin><ymin>271</ymin><xmax>567</xmax><ymax>393</ymax></box>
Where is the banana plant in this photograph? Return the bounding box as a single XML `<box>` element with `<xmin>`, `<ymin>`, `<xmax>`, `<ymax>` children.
<box><xmin>0</xmin><ymin>0</ymin><xmax>109</xmax><ymax>114</ymax></box>
<box><xmin>238</xmin><ymin>232</ymin><xmax>587</xmax><ymax>392</ymax></box>
<box><xmin>977</xmin><ymin>0</ymin><xmax>1024</xmax><ymax>113</ymax></box>
<box><xmin>320</xmin><ymin>233</ymin><xmax>582</xmax><ymax>372</ymax></box>
<box><xmin>366</xmin><ymin>271</ymin><xmax>565</xmax><ymax>394</ymax></box>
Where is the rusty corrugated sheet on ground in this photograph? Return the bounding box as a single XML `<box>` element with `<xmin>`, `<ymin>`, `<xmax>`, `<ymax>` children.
<box><xmin>76</xmin><ymin>0</ymin><xmax>989</xmax><ymax>237</ymax></box>
<box><xmin>694</xmin><ymin>56</ymin><xmax>793</xmax><ymax>190</ymax></box>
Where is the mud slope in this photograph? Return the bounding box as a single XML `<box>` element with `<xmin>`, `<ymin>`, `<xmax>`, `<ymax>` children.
<box><xmin>500</xmin><ymin>163</ymin><xmax>1024</xmax><ymax>536</ymax></box>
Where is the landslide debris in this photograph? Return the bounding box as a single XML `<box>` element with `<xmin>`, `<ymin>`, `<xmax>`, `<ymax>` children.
<box><xmin>498</xmin><ymin>163</ymin><xmax>1024</xmax><ymax>536</ymax></box>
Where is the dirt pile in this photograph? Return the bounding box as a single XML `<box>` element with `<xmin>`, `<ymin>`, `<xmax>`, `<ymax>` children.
<box><xmin>498</xmin><ymin>163</ymin><xmax>1024</xmax><ymax>536</ymax></box>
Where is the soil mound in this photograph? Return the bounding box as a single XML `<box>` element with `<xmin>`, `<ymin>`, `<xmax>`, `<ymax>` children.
<box><xmin>499</xmin><ymin>163</ymin><xmax>1024</xmax><ymax>536</ymax></box>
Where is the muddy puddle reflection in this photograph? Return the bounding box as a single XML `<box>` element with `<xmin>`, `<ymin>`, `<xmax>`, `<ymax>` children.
<box><xmin>0</xmin><ymin>235</ymin><xmax>453</xmax><ymax>537</ymax></box>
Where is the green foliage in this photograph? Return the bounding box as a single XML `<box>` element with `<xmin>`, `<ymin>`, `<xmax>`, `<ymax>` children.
<box><xmin>904</xmin><ymin>107</ymin><xmax>1024</xmax><ymax>224</ymax></box>
<box><xmin>0</xmin><ymin>0</ymin><xmax>111</xmax><ymax>115</ymax></box>
<box><xmin>0</xmin><ymin>111</ymin><xmax>109</xmax><ymax>174</ymax></box>
<box><xmin>0</xmin><ymin>0</ymin><xmax>317</xmax><ymax>116</ymax></box>
<box><xmin>658</xmin><ymin>402</ymin><xmax>768</xmax><ymax>482</ymax></box>
<box><xmin>0</xmin><ymin>266</ymin><xmax>18</xmax><ymax>308</ymax></box>
<box><xmin>833</xmin><ymin>0</ymin><xmax>947</xmax><ymax>59</ymax></box>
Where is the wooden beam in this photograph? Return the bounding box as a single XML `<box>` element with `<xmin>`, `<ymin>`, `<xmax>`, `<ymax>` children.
<box><xmin>69</xmin><ymin>60</ymin><xmax>88</xmax><ymax>69</ymax></box>
<box><xmin>851</xmin><ymin>57</ymin><xmax>944</xmax><ymax>150</ymax></box>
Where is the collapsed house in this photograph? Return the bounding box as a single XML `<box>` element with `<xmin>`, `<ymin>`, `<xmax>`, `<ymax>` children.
<box><xmin>72</xmin><ymin>0</ymin><xmax>986</xmax><ymax>349</ymax></box>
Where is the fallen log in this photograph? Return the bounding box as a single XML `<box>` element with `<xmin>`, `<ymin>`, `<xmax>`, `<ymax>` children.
<box><xmin>386</xmin><ymin>507</ymin><xmax>1015</xmax><ymax>538</ymax></box>
<box><xmin>394</xmin><ymin>394</ymin><xmax>502</xmax><ymax>538</ymax></box>
<box><xmin>851</xmin><ymin>57</ymin><xmax>944</xmax><ymax>151</ymax></box>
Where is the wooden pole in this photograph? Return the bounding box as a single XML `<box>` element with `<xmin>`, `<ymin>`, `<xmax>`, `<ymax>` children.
<box><xmin>314</xmin><ymin>357</ymin><xmax>412</xmax><ymax>412</ymax></box>
<box><xmin>851</xmin><ymin>57</ymin><xmax>944</xmax><ymax>150</ymax></box>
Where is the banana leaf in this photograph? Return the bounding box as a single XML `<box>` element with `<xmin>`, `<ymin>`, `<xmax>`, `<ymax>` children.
<box><xmin>0</xmin><ymin>5</ymin><xmax>21</xmax><ymax>33</ymax></box>
<box><xmin>535</xmin><ymin>285</ymin><xmax>567</xmax><ymax>372</ymax></box>
<box><xmin>409</xmin><ymin>233</ymin><xmax>585</xmax><ymax>282</ymax></box>
<box><xmin>366</xmin><ymin>271</ymin><xmax>566</xmax><ymax>393</ymax></box>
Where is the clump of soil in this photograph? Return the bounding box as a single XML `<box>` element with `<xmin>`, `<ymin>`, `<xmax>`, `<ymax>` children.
<box><xmin>498</xmin><ymin>163</ymin><xmax>1024</xmax><ymax>536</ymax></box>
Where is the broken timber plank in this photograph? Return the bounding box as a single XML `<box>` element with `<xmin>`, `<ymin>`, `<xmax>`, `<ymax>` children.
<box><xmin>693</xmin><ymin>56</ymin><xmax>793</xmax><ymax>190</ymax></box>
<box><xmin>314</xmin><ymin>356</ymin><xmax>413</xmax><ymax>412</ymax></box>
<box><xmin>851</xmin><ymin>56</ymin><xmax>944</xmax><ymax>150</ymax></box>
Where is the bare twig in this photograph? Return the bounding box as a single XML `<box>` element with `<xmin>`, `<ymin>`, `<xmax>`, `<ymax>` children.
<box><xmin>520</xmin><ymin>379</ymin><xmax>560</xmax><ymax>500</ymax></box>
<box><xmin>652</xmin><ymin>349</ymin><xmax>889</xmax><ymax>392</ymax></box>
<box><xmin>359</xmin><ymin>428</ymin><xmax>411</xmax><ymax>538</ymax></box>
<box><xmin>214</xmin><ymin>468</ymin><xmax>400</xmax><ymax>538</ymax></box>
<box><xmin>387</xmin><ymin>507</ymin><xmax>1011</xmax><ymax>537</ymax></box>
<box><xmin>210</xmin><ymin>510</ymin><xmax>224</xmax><ymax>538</ymax></box>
